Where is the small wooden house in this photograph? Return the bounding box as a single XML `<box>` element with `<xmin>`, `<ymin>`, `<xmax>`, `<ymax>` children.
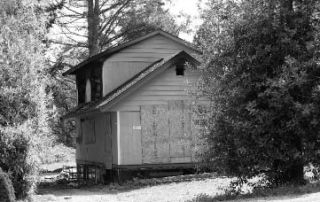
<box><xmin>63</xmin><ymin>30</ymin><xmax>207</xmax><ymax>182</ymax></box>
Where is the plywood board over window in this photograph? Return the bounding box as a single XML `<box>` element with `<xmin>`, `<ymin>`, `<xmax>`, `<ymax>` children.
<box><xmin>168</xmin><ymin>101</ymin><xmax>193</xmax><ymax>162</ymax></box>
<box><xmin>141</xmin><ymin>101</ymin><xmax>196</xmax><ymax>164</ymax></box>
<box><xmin>141</xmin><ymin>105</ymin><xmax>170</xmax><ymax>164</ymax></box>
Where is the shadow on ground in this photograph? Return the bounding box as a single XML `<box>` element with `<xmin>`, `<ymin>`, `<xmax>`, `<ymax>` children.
<box><xmin>37</xmin><ymin>172</ymin><xmax>219</xmax><ymax>197</ymax></box>
<box><xmin>187</xmin><ymin>181</ymin><xmax>320</xmax><ymax>202</ymax></box>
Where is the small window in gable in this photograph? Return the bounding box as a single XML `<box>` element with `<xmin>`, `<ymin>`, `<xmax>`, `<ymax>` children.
<box><xmin>175</xmin><ymin>61</ymin><xmax>185</xmax><ymax>76</ymax></box>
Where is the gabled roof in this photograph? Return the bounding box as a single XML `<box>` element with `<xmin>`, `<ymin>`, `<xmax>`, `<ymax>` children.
<box><xmin>62</xmin><ymin>30</ymin><xmax>202</xmax><ymax>76</ymax></box>
<box><xmin>63</xmin><ymin>51</ymin><xmax>200</xmax><ymax>119</ymax></box>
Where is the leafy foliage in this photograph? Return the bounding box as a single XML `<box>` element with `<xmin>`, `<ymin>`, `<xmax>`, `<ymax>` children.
<box><xmin>0</xmin><ymin>124</ymin><xmax>40</xmax><ymax>199</ymax></box>
<box><xmin>197</xmin><ymin>0</ymin><xmax>320</xmax><ymax>185</ymax></box>
<box><xmin>0</xmin><ymin>168</ymin><xmax>15</xmax><ymax>202</ymax></box>
<box><xmin>117</xmin><ymin>0</ymin><xmax>190</xmax><ymax>41</ymax></box>
<box><xmin>0</xmin><ymin>0</ymin><xmax>60</xmax><ymax>198</ymax></box>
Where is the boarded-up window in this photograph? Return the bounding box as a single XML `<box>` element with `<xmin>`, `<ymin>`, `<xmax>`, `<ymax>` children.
<box><xmin>76</xmin><ymin>119</ymin><xmax>84</xmax><ymax>144</ymax></box>
<box><xmin>83</xmin><ymin>119</ymin><xmax>96</xmax><ymax>144</ymax></box>
<box><xmin>141</xmin><ymin>101</ymin><xmax>197</xmax><ymax>164</ymax></box>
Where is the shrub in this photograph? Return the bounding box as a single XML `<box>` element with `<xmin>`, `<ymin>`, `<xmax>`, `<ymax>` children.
<box><xmin>0</xmin><ymin>124</ymin><xmax>40</xmax><ymax>199</ymax></box>
<box><xmin>0</xmin><ymin>167</ymin><xmax>15</xmax><ymax>202</ymax></box>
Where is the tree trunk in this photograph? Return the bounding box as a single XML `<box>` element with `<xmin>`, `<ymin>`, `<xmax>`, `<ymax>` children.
<box><xmin>87</xmin><ymin>0</ymin><xmax>100</xmax><ymax>56</ymax></box>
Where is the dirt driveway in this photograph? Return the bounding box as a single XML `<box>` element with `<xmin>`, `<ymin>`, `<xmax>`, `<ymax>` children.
<box><xmin>33</xmin><ymin>177</ymin><xmax>230</xmax><ymax>202</ymax></box>
<box><xmin>32</xmin><ymin>177</ymin><xmax>320</xmax><ymax>202</ymax></box>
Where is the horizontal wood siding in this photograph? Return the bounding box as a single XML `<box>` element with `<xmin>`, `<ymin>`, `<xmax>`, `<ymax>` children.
<box><xmin>102</xmin><ymin>62</ymin><xmax>150</xmax><ymax>96</ymax></box>
<box><xmin>111</xmin><ymin>67</ymin><xmax>204</xmax><ymax>111</ymax></box>
<box><xmin>107</xmin><ymin>35</ymin><xmax>194</xmax><ymax>62</ymax></box>
<box><xmin>102</xmin><ymin>35</ymin><xmax>197</xmax><ymax>96</ymax></box>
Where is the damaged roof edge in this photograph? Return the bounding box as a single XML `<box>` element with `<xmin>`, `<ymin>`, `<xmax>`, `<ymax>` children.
<box><xmin>62</xmin><ymin>30</ymin><xmax>202</xmax><ymax>76</ymax></box>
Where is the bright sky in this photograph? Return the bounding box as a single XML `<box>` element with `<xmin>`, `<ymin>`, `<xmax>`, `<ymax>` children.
<box><xmin>168</xmin><ymin>0</ymin><xmax>204</xmax><ymax>42</ymax></box>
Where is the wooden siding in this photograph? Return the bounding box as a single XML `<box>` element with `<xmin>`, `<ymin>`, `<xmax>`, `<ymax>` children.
<box><xmin>75</xmin><ymin>118</ymin><xmax>81</xmax><ymax>160</ymax></box>
<box><xmin>111</xmin><ymin>112</ymin><xmax>118</xmax><ymax>165</ymax></box>
<box><xmin>116</xmin><ymin>101</ymin><xmax>199</xmax><ymax>165</ymax></box>
<box><xmin>76</xmin><ymin>113</ymin><xmax>113</xmax><ymax>169</ymax></box>
<box><xmin>141</xmin><ymin>101</ymin><xmax>196</xmax><ymax>164</ymax></box>
<box><xmin>111</xmin><ymin>65</ymin><xmax>208</xmax><ymax>165</ymax></box>
<box><xmin>141</xmin><ymin>105</ymin><xmax>170</xmax><ymax>163</ymax></box>
<box><xmin>119</xmin><ymin>111</ymin><xmax>142</xmax><ymax>165</ymax></box>
<box><xmin>102</xmin><ymin>62</ymin><xmax>150</xmax><ymax>96</ymax></box>
<box><xmin>102</xmin><ymin>35</ymin><xmax>197</xmax><ymax>96</ymax></box>
<box><xmin>110</xmin><ymin>67</ymin><xmax>204</xmax><ymax>111</ymax></box>
<box><xmin>107</xmin><ymin>35</ymin><xmax>193</xmax><ymax>62</ymax></box>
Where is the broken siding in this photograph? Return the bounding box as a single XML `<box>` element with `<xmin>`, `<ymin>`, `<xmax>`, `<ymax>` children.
<box><xmin>102</xmin><ymin>35</ymin><xmax>197</xmax><ymax>96</ymax></box>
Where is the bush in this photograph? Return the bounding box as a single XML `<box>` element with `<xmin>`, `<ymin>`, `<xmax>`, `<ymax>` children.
<box><xmin>0</xmin><ymin>167</ymin><xmax>15</xmax><ymax>202</ymax></box>
<box><xmin>0</xmin><ymin>124</ymin><xmax>40</xmax><ymax>199</ymax></box>
<box><xmin>197</xmin><ymin>0</ymin><xmax>320</xmax><ymax>186</ymax></box>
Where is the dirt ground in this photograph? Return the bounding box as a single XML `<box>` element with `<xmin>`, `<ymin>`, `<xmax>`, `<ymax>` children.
<box><xmin>33</xmin><ymin>177</ymin><xmax>230</xmax><ymax>202</ymax></box>
<box><xmin>32</xmin><ymin>177</ymin><xmax>320</xmax><ymax>202</ymax></box>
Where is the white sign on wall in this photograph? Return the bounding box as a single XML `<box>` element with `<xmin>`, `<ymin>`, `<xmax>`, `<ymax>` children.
<box><xmin>133</xmin><ymin>125</ymin><xmax>142</xmax><ymax>130</ymax></box>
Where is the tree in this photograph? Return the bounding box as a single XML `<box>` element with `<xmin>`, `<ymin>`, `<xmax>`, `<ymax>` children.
<box><xmin>117</xmin><ymin>0</ymin><xmax>190</xmax><ymax>41</ymax></box>
<box><xmin>196</xmin><ymin>0</ymin><xmax>320</xmax><ymax>185</ymax></box>
<box><xmin>0</xmin><ymin>0</ymin><xmax>57</xmax><ymax>197</ymax></box>
<box><xmin>51</xmin><ymin>0</ymin><xmax>189</xmax><ymax>58</ymax></box>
